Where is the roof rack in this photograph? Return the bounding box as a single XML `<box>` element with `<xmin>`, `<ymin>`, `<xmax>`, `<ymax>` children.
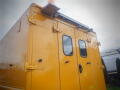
<box><xmin>41</xmin><ymin>4</ymin><xmax>93</xmax><ymax>32</ymax></box>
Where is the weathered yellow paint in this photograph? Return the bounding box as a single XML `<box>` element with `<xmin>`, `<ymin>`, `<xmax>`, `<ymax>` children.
<box><xmin>58</xmin><ymin>22</ymin><xmax>80</xmax><ymax>90</ymax></box>
<box><xmin>0</xmin><ymin>3</ymin><xmax>106</xmax><ymax>90</ymax></box>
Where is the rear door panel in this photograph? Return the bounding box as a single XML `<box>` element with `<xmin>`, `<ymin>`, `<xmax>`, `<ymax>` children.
<box><xmin>30</xmin><ymin>19</ymin><xmax>60</xmax><ymax>90</ymax></box>
<box><xmin>58</xmin><ymin>22</ymin><xmax>80</xmax><ymax>90</ymax></box>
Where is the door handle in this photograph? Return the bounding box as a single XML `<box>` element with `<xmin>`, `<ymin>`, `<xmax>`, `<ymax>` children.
<box><xmin>86</xmin><ymin>62</ymin><xmax>91</xmax><ymax>65</ymax></box>
<box><xmin>65</xmin><ymin>60</ymin><xmax>70</xmax><ymax>64</ymax></box>
<box><xmin>26</xmin><ymin>66</ymin><xmax>37</xmax><ymax>70</ymax></box>
<box><xmin>79</xmin><ymin>64</ymin><xmax>83</xmax><ymax>73</ymax></box>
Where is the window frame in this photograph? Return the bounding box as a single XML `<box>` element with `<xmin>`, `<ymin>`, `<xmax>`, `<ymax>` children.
<box><xmin>78</xmin><ymin>40</ymin><xmax>87</xmax><ymax>58</ymax></box>
<box><xmin>62</xmin><ymin>35</ymin><xmax>73</xmax><ymax>56</ymax></box>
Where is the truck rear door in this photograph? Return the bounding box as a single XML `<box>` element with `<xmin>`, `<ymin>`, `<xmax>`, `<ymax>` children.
<box><xmin>30</xmin><ymin>19</ymin><xmax>60</xmax><ymax>90</ymax></box>
<box><xmin>75</xmin><ymin>29</ymin><xmax>97</xmax><ymax>90</ymax></box>
<box><xmin>57</xmin><ymin>22</ymin><xmax>80</xmax><ymax>90</ymax></box>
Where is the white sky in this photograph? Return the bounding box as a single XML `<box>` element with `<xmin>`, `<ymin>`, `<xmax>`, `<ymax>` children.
<box><xmin>0</xmin><ymin>0</ymin><xmax>120</xmax><ymax>52</ymax></box>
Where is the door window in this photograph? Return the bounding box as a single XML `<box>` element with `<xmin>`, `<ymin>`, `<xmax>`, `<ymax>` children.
<box><xmin>78</xmin><ymin>40</ymin><xmax>87</xmax><ymax>57</ymax></box>
<box><xmin>63</xmin><ymin>35</ymin><xmax>73</xmax><ymax>56</ymax></box>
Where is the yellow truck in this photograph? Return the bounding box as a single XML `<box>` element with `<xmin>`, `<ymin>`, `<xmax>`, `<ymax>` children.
<box><xmin>0</xmin><ymin>3</ymin><xmax>106</xmax><ymax>90</ymax></box>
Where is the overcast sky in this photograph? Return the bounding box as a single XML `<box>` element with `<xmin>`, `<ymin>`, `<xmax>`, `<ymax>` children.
<box><xmin>0</xmin><ymin>0</ymin><xmax>120</xmax><ymax>52</ymax></box>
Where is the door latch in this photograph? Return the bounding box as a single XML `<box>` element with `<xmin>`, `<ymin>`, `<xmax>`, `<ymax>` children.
<box><xmin>79</xmin><ymin>64</ymin><xmax>83</xmax><ymax>73</ymax></box>
<box><xmin>26</xmin><ymin>66</ymin><xmax>37</xmax><ymax>70</ymax></box>
<box><xmin>86</xmin><ymin>62</ymin><xmax>91</xmax><ymax>65</ymax></box>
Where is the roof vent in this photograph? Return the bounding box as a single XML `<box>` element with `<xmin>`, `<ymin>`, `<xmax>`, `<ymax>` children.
<box><xmin>41</xmin><ymin>4</ymin><xmax>60</xmax><ymax>18</ymax></box>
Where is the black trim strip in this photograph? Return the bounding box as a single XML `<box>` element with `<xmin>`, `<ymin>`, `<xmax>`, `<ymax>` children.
<box><xmin>56</xmin><ymin>13</ymin><xmax>93</xmax><ymax>32</ymax></box>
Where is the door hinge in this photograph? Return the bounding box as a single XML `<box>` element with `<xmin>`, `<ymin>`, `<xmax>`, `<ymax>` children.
<box><xmin>87</xmin><ymin>38</ymin><xmax>91</xmax><ymax>43</ymax></box>
<box><xmin>100</xmin><ymin>65</ymin><xmax>105</xmax><ymax>69</ymax></box>
<box><xmin>97</xmin><ymin>42</ymin><xmax>101</xmax><ymax>46</ymax></box>
<box><xmin>52</xmin><ymin>26</ymin><xmax>62</xmax><ymax>33</ymax></box>
<box><xmin>52</xmin><ymin>21</ymin><xmax>61</xmax><ymax>33</ymax></box>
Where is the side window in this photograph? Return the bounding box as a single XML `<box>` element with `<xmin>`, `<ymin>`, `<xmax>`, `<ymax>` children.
<box><xmin>63</xmin><ymin>35</ymin><xmax>73</xmax><ymax>56</ymax></box>
<box><xmin>78</xmin><ymin>40</ymin><xmax>87</xmax><ymax>57</ymax></box>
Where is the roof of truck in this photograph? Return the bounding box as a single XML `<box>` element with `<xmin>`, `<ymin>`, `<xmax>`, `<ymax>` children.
<box><xmin>40</xmin><ymin>3</ymin><xmax>93</xmax><ymax>32</ymax></box>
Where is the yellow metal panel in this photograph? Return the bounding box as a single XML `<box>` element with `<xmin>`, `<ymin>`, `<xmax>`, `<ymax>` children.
<box><xmin>75</xmin><ymin>30</ymin><xmax>96</xmax><ymax>90</ymax></box>
<box><xmin>87</xmin><ymin>33</ymin><xmax>106</xmax><ymax>90</ymax></box>
<box><xmin>0</xmin><ymin>8</ymin><xmax>29</xmax><ymax>90</ymax></box>
<box><xmin>58</xmin><ymin>22</ymin><xmax>80</xmax><ymax>90</ymax></box>
<box><xmin>29</xmin><ymin>19</ymin><xmax>60</xmax><ymax>90</ymax></box>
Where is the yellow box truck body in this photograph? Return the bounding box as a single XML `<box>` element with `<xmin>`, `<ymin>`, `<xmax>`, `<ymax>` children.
<box><xmin>0</xmin><ymin>3</ymin><xmax>106</xmax><ymax>90</ymax></box>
